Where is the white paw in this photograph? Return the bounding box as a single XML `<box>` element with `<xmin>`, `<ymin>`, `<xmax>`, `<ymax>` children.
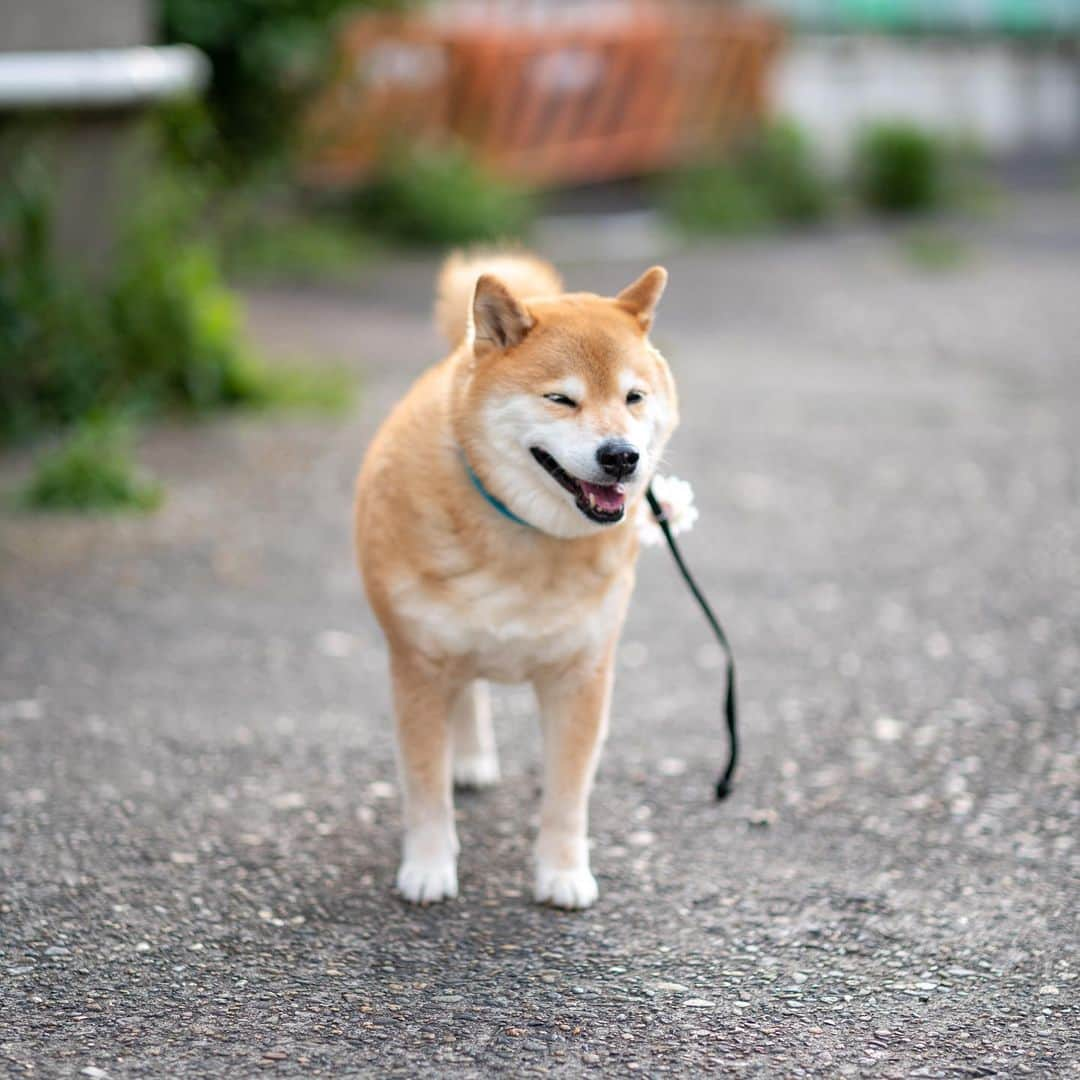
<box><xmin>396</xmin><ymin>857</ymin><xmax>458</xmax><ymax>904</ymax></box>
<box><xmin>535</xmin><ymin>863</ymin><xmax>598</xmax><ymax>910</ymax></box>
<box><xmin>453</xmin><ymin>753</ymin><xmax>500</xmax><ymax>790</ymax></box>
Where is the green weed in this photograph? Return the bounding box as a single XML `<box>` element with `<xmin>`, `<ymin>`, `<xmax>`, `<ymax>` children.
<box><xmin>16</xmin><ymin>417</ymin><xmax>163</xmax><ymax>513</ymax></box>
<box><xmin>219</xmin><ymin>210</ymin><xmax>372</xmax><ymax>284</ymax></box>
<box><xmin>350</xmin><ymin>144</ymin><xmax>536</xmax><ymax>247</ymax></box>
<box><xmin>223</xmin><ymin>353</ymin><xmax>355</xmax><ymax>413</ymax></box>
<box><xmin>0</xmin><ymin>155</ymin><xmax>353</xmax><ymax>446</ymax></box>
<box><xmin>662</xmin><ymin>121</ymin><xmax>830</xmax><ymax>235</ymax></box>
<box><xmin>741</xmin><ymin>121</ymin><xmax>832</xmax><ymax>225</ymax></box>
<box><xmin>854</xmin><ymin>122</ymin><xmax>944</xmax><ymax>214</ymax></box>
<box><xmin>901</xmin><ymin>226</ymin><xmax>972</xmax><ymax>271</ymax></box>
<box><xmin>662</xmin><ymin>162</ymin><xmax>772</xmax><ymax>235</ymax></box>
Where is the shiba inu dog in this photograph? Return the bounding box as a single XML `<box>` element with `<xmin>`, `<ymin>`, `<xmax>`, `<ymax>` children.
<box><xmin>355</xmin><ymin>250</ymin><xmax>677</xmax><ymax>908</ymax></box>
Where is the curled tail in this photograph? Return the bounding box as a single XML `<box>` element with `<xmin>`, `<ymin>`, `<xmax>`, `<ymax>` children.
<box><xmin>435</xmin><ymin>249</ymin><xmax>563</xmax><ymax>347</ymax></box>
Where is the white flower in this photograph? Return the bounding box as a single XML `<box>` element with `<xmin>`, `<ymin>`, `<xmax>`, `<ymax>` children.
<box><xmin>637</xmin><ymin>474</ymin><xmax>698</xmax><ymax>547</ymax></box>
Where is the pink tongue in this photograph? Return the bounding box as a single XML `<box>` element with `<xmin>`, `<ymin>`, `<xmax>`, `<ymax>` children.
<box><xmin>580</xmin><ymin>481</ymin><xmax>626</xmax><ymax>512</ymax></box>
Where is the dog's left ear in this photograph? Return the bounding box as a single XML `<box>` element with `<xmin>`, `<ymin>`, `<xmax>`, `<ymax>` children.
<box><xmin>617</xmin><ymin>266</ymin><xmax>668</xmax><ymax>331</ymax></box>
<box><xmin>473</xmin><ymin>274</ymin><xmax>533</xmax><ymax>356</ymax></box>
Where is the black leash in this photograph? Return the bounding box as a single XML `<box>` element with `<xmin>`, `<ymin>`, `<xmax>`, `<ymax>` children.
<box><xmin>646</xmin><ymin>486</ymin><xmax>738</xmax><ymax>800</ymax></box>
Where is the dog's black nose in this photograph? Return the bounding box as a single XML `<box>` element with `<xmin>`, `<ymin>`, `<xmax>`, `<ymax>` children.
<box><xmin>597</xmin><ymin>440</ymin><xmax>640</xmax><ymax>480</ymax></box>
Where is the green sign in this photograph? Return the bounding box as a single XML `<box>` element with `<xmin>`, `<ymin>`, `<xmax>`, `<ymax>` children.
<box><xmin>761</xmin><ymin>0</ymin><xmax>1080</xmax><ymax>34</ymax></box>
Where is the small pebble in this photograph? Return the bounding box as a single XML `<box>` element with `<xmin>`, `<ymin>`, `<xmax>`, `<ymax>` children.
<box><xmin>316</xmin><ymin>630</ymin><xmax>355</xmax><ymax>658</ymax></box>
<box><xmin>270</xmin><ymin>791</ymin><xmax>306</xmax><ymax>811</ymax></box>
<box><xmin>657</xmin><ymin>757</ymin><xmax>686</xmax><ymax>777</ymax></box>
<box><xmin>3</xmin><ymin>699</ymin><xmax>43</xmax><ymax>721</ymax></box>
<box><xmin>874</xmin><ymin>716</ymin><xmax>903</xmax><ymax>742</ymax></box>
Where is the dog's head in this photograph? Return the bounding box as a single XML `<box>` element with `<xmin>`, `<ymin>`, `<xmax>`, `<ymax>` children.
<box><xmin>454</xmin><ymin>268</ymin><xmax>679</xmax><ymax>539</ymax></box>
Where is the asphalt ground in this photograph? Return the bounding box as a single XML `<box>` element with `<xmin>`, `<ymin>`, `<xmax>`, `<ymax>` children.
<box><xmin>2</xmin><ymin>197</ymin><xmax>1078</xmax><ymax>1077</ymax></box>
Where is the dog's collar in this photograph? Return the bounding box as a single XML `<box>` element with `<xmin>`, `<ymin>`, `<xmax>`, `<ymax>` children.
<box><xmin>461</xmin><ymin>453</ymin><xmax>535</xmax><ymax>530</ymax></box>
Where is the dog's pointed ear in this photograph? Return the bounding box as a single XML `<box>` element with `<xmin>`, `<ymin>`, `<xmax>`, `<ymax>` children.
<box><xmin>472</xmin><ymin>274</ymin><xmax>533</xmax><ymax>356</ymax></box>
<box><xmin>617</xmin><ymin>266</ymin><xmax>668</xmax><ymax>331</ymax></box>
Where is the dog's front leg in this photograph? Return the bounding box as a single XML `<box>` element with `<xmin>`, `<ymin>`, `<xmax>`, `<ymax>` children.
<box><xmin>390</xmin><ymin>650</ymin><xmax>460</xmax><ymax>904</ymax></box>
<box><xmin>532</xmin><ymin>650</ymin><xmax>614</xmax><ymax>910</ymax></box>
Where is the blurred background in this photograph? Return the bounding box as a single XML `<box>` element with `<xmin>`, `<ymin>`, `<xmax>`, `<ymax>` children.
<box><xmin>2</xmin><ymin>0</ymin><xmax>1079</xmax><ymax>490</ymax></box>
<box><xmin>2</xmin><ymin>4</ymin><xmax>1079</xmax><ymax>1073</ymax></box>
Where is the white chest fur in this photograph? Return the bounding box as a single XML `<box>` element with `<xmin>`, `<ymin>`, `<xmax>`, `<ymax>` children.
<box><xmin>390</xmin><ymin>560</ymin><xmax>630</xmax><ymax>682</ymax></box>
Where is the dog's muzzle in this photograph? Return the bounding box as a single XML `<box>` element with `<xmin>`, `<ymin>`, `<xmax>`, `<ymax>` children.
<box><xmin>530</xmin><ymin>447</ymin><xmax>628</xmax><ymax>525</ymax></box>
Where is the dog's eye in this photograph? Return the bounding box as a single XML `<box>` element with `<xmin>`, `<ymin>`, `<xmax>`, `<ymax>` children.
<box><xmin>626</xmin><ymin>390</ymin><xmax>645</xmax><ymax>406</ymax></box>
<box><xmin>544</xmin><ymin>393</ymin><xmax>577</xmax><ymax>407</ymax></box>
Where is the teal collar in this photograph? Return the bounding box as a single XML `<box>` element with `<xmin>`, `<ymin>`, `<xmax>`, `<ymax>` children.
<box><xmin>462</xmin><ymin>454</ymin><xmax>535</xmax><ymax>529</ymax></box>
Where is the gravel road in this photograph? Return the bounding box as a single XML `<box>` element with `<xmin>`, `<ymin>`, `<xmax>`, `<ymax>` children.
<box><xmin>2</xmin><ymin>197</ymin><xmax>1078</xmax><ymax>1077</ymax></box>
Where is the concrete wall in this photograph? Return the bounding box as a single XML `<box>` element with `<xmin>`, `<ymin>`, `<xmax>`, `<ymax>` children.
<box><xmin>0</xmin><ymin>0</ymin><xmax>152</xmax><ymax>52</ymax></box>
<box><xmin>773</xmin><ymin>34</ymin><xmax>1080</xmax><ymax>164</ymax></box>
<box><xmin>0</xmin><ymin>0</ymin><xmax>155</xmax><ymax>275</ymax></box>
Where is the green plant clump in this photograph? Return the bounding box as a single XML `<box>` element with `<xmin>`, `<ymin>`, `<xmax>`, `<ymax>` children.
<box><xmin>1</xmin><ymin>164</ymin><xmax>104</xmax><ymax>439</ymax></box>
<box><xmin>901</xmin><ymin>226</ymin><xmax>971</xmax><ymax>271</ymax></box>
<box><xmin>663</xmin><ymin>121</ymin><xmax>831</xmax><ymax>235</ymax></box>
<box><xmin>17</xmin><ymin>417</ymin><xmax>163</xmax><ymax>513</ymax></box>
<box><xmin>0</xmin><ymin>156</ymin><xmax>351</xmax><ymax>445</ymax></box>
<box><xmin>107</xmin><ymin>180</ymin><xmax>264</xmax><ymax>415</ymax></box>
<box><xmin>216</xmin><ymin>206</ymin><xmax>372</xmax><ymax>284</ymax></box>
<box><xmin>350</xmin><ymin>145</ymin><xmax>536</xmax><ymax>247</ymax></box>
<box><xmin>742</xmin><ymin>121</ymin><xmax>832</xmax><ymax>224</ymax></box>
<box><xmin>854</xmin><ymin>122</ymin><xmax>944</xmax><ymax>214</ymax></box>
<box><xmin>663</xmin><ymin>162</ymin><xmax>771</xmax><ymax>235</ymax></box>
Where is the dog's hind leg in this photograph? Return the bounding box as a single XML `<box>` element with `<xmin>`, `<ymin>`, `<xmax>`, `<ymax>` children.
<box><xmin>451</xmin><ymin>681</ymin><xmax>500</xmax><ymax>790</ymax></box>
<box><xmin>390</xmin><ymin>651</ymin><xmax>460</xmax><ymax>904</ymax></box>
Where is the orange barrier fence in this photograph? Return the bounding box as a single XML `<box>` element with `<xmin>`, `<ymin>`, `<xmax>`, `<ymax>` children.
<box><xmin>305</xmin><ymin>3</ymin><xmax>782</xmax><ymax>187</ymax></box>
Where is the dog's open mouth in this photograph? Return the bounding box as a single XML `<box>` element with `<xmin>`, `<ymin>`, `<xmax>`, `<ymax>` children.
<box><xmin>530</xmin><ymin>448</ymin><xmax>627</xmax><ymax>524</ymax></box>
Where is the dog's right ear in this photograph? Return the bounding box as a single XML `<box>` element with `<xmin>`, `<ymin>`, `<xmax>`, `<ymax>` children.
<box><xmin>472</xmin><ymin>275</ymin><xmax>533</xmax><ymax>357</ymax></box>
<box><xmin>617</xmin><ymin>266</ymin><xmax>668</xmax><ymax>331</ymax></box>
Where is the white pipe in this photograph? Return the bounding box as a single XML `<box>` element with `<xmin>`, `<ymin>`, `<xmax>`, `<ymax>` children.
<box><xmin>0</xmin><ymin>45</ymin><xmax>209</xmax><ymax>109</ymax></box>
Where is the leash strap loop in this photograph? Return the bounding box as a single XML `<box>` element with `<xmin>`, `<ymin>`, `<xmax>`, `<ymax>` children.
<box><xmin>646</xmin><ymin>485</ymin><xmax>738</xmax><ymax>800</ymax></box>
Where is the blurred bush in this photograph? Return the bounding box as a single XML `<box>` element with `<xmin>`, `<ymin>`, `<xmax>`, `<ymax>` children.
<box><xmin>1</xmin><ymin>151</ymin><xmax>350</xmax><ymax>449</ymax></box>
<box><xmin>742</xmin><ymin>122</ymin><xmax>833</xmax><ymax>224</ymax></box>
<box><xmin>2</xmin><ymin>156</ymin><xmax>247</xmax><ymax>441</ymax></box>
<box><xmin>662</xmin><ymin>160</ymin><xmax>771</xmax><ymax>235</ymax></box>
<box><xmin>0</xmin><ymin>159</ymin><xmax>109</xmax><ymax>440</ymax></box>
<box><xmin>107</xmin><ymin>178</ymin><xmax>262</xmax><ymax>414</ymax></box>
<box><xmin>901</xmin><ymin>225</ymin><xmax>972</xmax><ymax>271</ymax></box>
<box><xmin>160</xmin><ymin>0</ymin><xmax>407</xmax><ymax>176</ymax></box>
<box><xmin>215</xmin><ymin>200</ymin><xmax>373</xmax><ymax>284</ymax></box>
<box><xmin>349</xmin><ymin>144</ymin><xmax>536</xmax><ymax>247</ymax></box>
<box><xmin>662</xmin><ymin>121</ymin><xmax>830</xmax><ymax>234</ymax></box>
<box><xmin>854</xmin><ymin>122</ymin><xmax>944</xmax><ymax>214</ymax></box>
<box><xmin>16</xmin><ymin>415</ymin><xmax>163</xmax><ymax>513</ymax></box>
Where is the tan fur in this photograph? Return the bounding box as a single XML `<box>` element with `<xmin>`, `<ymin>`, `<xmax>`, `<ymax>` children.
<box><xmin>356</xmin><ymin>250</ymin><xmax>678</xmax><ymax>908</ymax></box>
<box><xmin>435</xmin><ymin>249</ymin><xmax>563</xmax><ymax>346</ymax></box>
